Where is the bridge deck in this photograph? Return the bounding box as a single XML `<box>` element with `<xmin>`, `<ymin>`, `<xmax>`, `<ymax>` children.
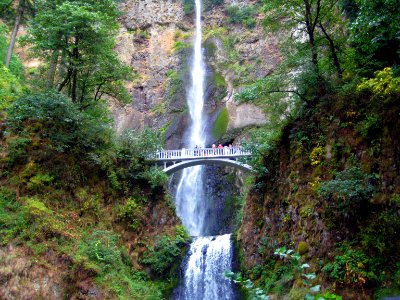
<box><xmin>152</xmin><ymin>147</ymin><xmax>250</xmax><ymax>161</ymax></box>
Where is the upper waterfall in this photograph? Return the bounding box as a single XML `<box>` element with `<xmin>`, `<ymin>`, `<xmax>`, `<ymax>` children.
<box><xmin>188</xmin><ymin>0</ymin><xmax>206</xmax><ymax>148</ymax></box>
<box><xmin>174</xmin><ymin>0</ymin><xmax>207</xmax><ymax>236</ymax></box>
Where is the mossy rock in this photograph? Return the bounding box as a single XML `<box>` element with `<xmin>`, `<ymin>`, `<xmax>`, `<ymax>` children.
<box><xmin>288</xmin><ymin>287</ymin><xmax>309</xmax><ymax>300</ymax></box>
<box><xmin>213</xmin><ymin>72</ymin><xmax>226</xmax><ymax>88</ymax></box>
<box><xmin>204</xmin><ymin>39</ymin><xmax>217</xmax><ymax>58</ymax></box>
<box><xmin>212</xmin><ymin>108</ymin><xmax>229</xmax><ymax>140</ymax></box>
<box><xmin>297</xmin><ymin>241</ymin><xmax>309</xmax><ymax>255</ymax></box>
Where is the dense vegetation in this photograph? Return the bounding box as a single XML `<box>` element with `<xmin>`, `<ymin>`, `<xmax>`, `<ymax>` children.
<box><xmin>0</xmin><ymin>0</ymin><xmax>189</xmax><ymax>298</ymax></box>
<box><xmin>230</xmin><ymin>0</ymin><xmax>400</xmax><ymax>299</ymax></box>
<box><xmin>0</xmin><ymin>0</ymin><xmax>399</xmax><ymax>299</ymax></box>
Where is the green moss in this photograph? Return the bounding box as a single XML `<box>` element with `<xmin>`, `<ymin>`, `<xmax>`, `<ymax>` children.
<box><xmin>213</xmin><ymin>72</ymin><xmax>226</xmax><ymax>88</ymax></box>
<box><xmin>212</xmin><ymin>108</ymin><xmax>229</xmax><ymax>140</ymax></box>
<box><xmin>172</xmin><ymin>40</ymin><xmax>190</xmax><ymax>53</ymax></box>
<box><xmin>204</xmin><ymin>39</ymin><xmax>217</xmax><ymax>58</ymax></box>
<box><xmin>166</xmin><ymin>69</ymin><xmax>185</xmax><ymax>103</ymax></box>
<box><xmin>297</xmin><ymin>241</ymin><xmax>309</xmax><ymax>255</ymax></box>
<box><xmin>288</xmin><ymin>287</ymin><xmax>309</xmax><ymax>300</ymax></box>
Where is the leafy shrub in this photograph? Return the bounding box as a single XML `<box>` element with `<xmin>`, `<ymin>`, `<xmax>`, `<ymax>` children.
<box><xmin>116</xmin><ymin>127</ymin><xmax>162</xmax><ymax>162</ymax></box>
<box><xmin>114</xmin><ymin>197</ymin><xmax>143</xmax><ymax>231</ymax></box>
<box><xmin>357</xmin><ymin>68</ymin><xmax>400</xmax><ymax>104</ymax></box>
<box><xmin>309</xmin><ymin>146</ymin><xmax>325</xmax><ymax>166</ymax></box>
<box><xmin>182</xmin><ymin>0</ymin><xmax>223</xmax><ymax>14</ymax></box>
<box><xmin>319</xmin><ymin>166</ymin><xmax>374</xmax><ymax>214</ymax></box>
<box><xmin>78</xmin><ymin>230</ymin><xmax>126</xmax><ymax>273</ymax></box>
<box><xmin>141</xmin><ymin>226</ymin><xmax>190</xmax><ymax>277</ymax></box>
<box><xmin>182</xmin><ymin>0</ymin><xmax>194</xmax><ymax>14</ymax></box>
<box><xmin>140</xmin><ymin>166</ymin><xmax>169</xmax><ymax>190</ymax></box>
<box><xmin>6</xmin><ymin>92</ymin><xmax>112</xmax><ymax>154</ymax></box>
<box><xmin>322</xmin><ymin>247</ymin><xmax>379</xmax><ymax>288</ymax></box>
<box><xmin>4</xmin><ymin>136</ymin><xmax>31</xmax><ymax>166</ymax></box>
<box><xmin>0</xmin><ymin>187</ymin><xmax>26</xmax><ymax>245</ymax></box>
<box><xmin>74</xmin><ymin>229</ymin><xmax>166</xmax><ymax>299</ymax></box>
<box><xmin>27</xmin><ymin>173</ymin><xmax>54</xmax><ymax>191</ymax></box>
<box><xmin>166</xmin><ymin>69</ymin><xmax>185</xmax><ymax>102</ymax></box>
<box><xmin>0</xmin><ymin>66</ymin><xmax>23</xmax><ymax>109</ymax></box>
<box><xmin>225</xmin><ymin>271</ymin><xmax>269</xmax><ymax>299</ymax></box>
<box><xmin>23</xmin><ymin>197</ymin><xmax>64</xmax><ymax>240</ymax></box>
<box><xmin>173</xmin><ymin>40</ymin><xmax>190</xmax><ymax>53</ymax></box>
<box><xmin>0</xmin><ymin>24</ymin><xmax>24</xmax><ymax>77</ymax></box>
<box><xmin>227</xmin><ymin>5</ymin><xmax>257</xmax><ymax>28</ymax></box>
<box><xmin>360</xmin><ymin>209</ymin><xmax>400</xmax><ymax>255</ymax></box>
<box><xmin>356</xmin><ymin>114</ymin><xmax>381</xmax><ymax>139</ymax></box>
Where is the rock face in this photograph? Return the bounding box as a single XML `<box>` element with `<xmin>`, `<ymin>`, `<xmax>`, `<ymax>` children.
<box><xmin>120</xmin><ymin>0</ymin><xmax>185</xmax><ymax>29</ymax></box>
<box><xmin>226</xmin><ymin>101</ymin><xmax>267</xmax><ymax>130</ymax></box>
<box><xmin>113</xmin><ymin>0</ymin><xmax>281</xmax><ymax>147</ymax></box>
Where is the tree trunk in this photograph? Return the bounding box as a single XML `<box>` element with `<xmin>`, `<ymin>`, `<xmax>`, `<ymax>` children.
<box><xmin>71</xmin><ymin>40</ymin><xmax>79</xmax><ymax>102</ymax></box>
<box><xmin>304</xmin><ymin>0</ymin><xmax>321</xmax><ymax>76</ymax></box>
<box><xmin>5</xmin><ymin>0</ymin><xmax>24</xmax><ymax>67</ymax></box>
<box><xmin>319</xmin><ymin>22</ymin><xmax>343</xmax><ymax>79</ymax></box>
<box><xmin>46</xmin><ymin>50</ymin><xmax>59</xmax><ymax>89</ymax></box>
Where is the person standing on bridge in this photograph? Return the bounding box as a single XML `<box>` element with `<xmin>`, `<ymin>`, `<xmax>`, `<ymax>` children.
<box><xmin>218</xmin><ymin>143</ymin><xmax>223</xmax><ymax>155</ymax></box>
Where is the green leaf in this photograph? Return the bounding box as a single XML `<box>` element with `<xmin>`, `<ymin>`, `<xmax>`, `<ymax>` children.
<box><xmin>310</xmin><ymin>285</ymin><xmax>321</xmax><ymax>292</ymax></box>
<box><xmin>301</xmin><ymin>263</ymin><xmax>310</xmax><ymax>269</ymax></box>
<box><xmin>303</xmin><ymin>273</ymin><xmax>316</xmax><ymax>280</ymax></box>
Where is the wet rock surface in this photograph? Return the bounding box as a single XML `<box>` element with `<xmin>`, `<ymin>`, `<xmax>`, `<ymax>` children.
<box><xmin>112</xmin><ymin>0</ymin><xmax>281</xmax><ymax>147</ymax></box>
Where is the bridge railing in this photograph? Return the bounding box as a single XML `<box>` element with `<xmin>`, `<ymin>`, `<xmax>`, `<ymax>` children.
<box><xmin>151</xmin><ymin>147</ymin><xmax>251</xmax><ymax>160</ymax></box>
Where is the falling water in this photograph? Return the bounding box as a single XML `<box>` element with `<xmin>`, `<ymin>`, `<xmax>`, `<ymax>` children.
<box><xmin>176</xmin><ymin>235</ymin><xmax>235</xmax><ymax>300</ymax></box>
<box><xmin>175</xmin><ymin>0</ymin><xmax>207</xmax><ymax>237</ymax></box>
<box><xmin>173</xmin><ymin>0</ymin><xmax>236</xmax><ymax>299</ymax></box>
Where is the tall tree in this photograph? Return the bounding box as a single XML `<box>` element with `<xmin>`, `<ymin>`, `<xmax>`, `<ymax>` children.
<box><xmin>26</xmin><ymin>0</ymin><xmax>132</xmax><ymax>104</ymax></box>
<box><xmin>263</xmin><ymin>0</ymin><xmax>347</xmax><ymax>81</ymax></box>
<box><xmin>4</xmin><ymin>0</ymin><xmax>35</xmax><ymax>67</ymax></box>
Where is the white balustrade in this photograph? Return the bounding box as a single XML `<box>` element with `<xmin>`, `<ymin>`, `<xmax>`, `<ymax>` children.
<box><xmin>152</xmin><ymin>147</ymin><xmax>251</xmax><ymax>161</ymax></box>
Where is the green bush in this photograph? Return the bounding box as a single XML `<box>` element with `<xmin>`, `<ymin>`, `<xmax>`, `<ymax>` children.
<box><xmin>322</xmin><ymin>247</ymin><xmax>379</xmax><ymax>287</ymax></box>
<box><xmin>0</xmin><ymin>24</ymin><xmax>24</xmax><ymax>77</ymax></box>
<box><xmin>6</xmin><ymin>92</ymin><xmax>112</xmax><ymax>154</ymax></box>
<box><xmin>319</xmin><ymin>166</ymin><xmax>375</xmax><ymax>213</ymax></box>
<box><xmin>166</xmin><ymin>69</ymin><xmax>185</xmax><ymax>102</ymax></box>
<box><xmin>227</xmin><ymin>5</ymin><xmax>257</xmax><ymax>28</ymax></box>
<box><xmin>27</xmin><ymin>173</ymin><xmax>54</xmax><ymax>191</ymax></box>
<box><xmin>182</xmin><ymin>0</ymin><xmax>223</xmax><ymax>14</ymax></box>
<box><xmin>360</xmin><ymin>209</ymin><xmax>400</xmax><ymax>255</ymax></box>
<box><xmin>78</xmin><ymin>230</ymin><xmax>125</xmax><ymax>273</ymax></box>
<box><xmin>114</xmin><ymin>198</ymin><xmax>143</xmax><ymax>231</ymax></box>
<box><xmin>141</xmin><ymin>226</ymin><xmax>190</xmax><ymax>277</ymax></box>
<box><xmin>0</xmin><ymin>66</ymin><xmax>23</xmax><ymax>109</ymax></box>
<box><xmin>4</xmin><ymin>136</ymin><xmax>31</xmax><ymax>166</ymax></box>
<box><xmin>23</xmin><ymin>197</ymin><xmax>65</xmax><ymax>240</ymax></box>
<box><xmin>182</xmin><ymin>0</ymin><xmax>194</xmax><ymax>14</ymax></box>
<box><xmin>0</xmin><ymin>187</ymin><xmax>27</xmax><ymax>245</ymax></box>
<box><xmin>140</xmin><ymin>166</ymin><xmax>169</xmax><ymax>190</ymax></box>
<box><xmin>356</xmin><ymin>114</ymin><xmax>381</xmax><ymax>139</ymax></box>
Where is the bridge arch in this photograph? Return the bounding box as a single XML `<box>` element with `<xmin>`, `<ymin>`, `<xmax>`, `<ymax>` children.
<box><xmin>163</xmin><ymin>158</ymin><xmax>252</xmax><ymax>175</ymax></box>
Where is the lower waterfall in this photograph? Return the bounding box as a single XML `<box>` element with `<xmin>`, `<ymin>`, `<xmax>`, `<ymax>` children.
<box><xmin>174</xmin><ymin>235</ymin><xmax>235</xmax><ymax>300</ymax></box>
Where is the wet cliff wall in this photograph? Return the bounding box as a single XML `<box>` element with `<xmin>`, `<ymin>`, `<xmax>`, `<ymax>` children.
<box><xmin>238</xmin><ymin>93</ymin><xmax>400</xmax><ymax>298</ymax></box>
<box><xmin>112</xmin><ymin>0</ymin><xmax>281</xmax><ymax>148</ymax></box>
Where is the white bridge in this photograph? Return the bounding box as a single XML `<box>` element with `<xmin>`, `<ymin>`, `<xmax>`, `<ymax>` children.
<box><xmin>151</xmin><ymin>147</ymin><xmax>253</xmax><ymax>174</ymax></box>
